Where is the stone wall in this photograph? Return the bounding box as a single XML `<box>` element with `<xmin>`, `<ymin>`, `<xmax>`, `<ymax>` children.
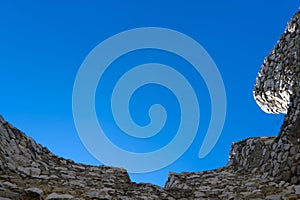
<box><xmin>227</xmin><ymin>10</ymin><xmax>300</xmax><ymax>184</ymax></box>
<box><xmin>228</xmin><ymin>136</ymin><xmax>300</xmax><ymax>183</ymax></box>
<box><xmin>163</xmin><ymin>9</ymin><xmax>300</xmax><ymax>199</ymax></box>
<box><xmin>1</xmin><ymin>115</ymin><xmax>300</xmax><ymax>199</ymax></box>
<box><xmin>0</xmin><ymin>115</ymin><xmax>173</xmax><ymax>199</ymax></box>
<box><xmin>1</xmin><ymin>9</ymin><xmax>300</xmax><ymax>200</ymax></box>
<box><xmin>253</xmin><ymin>11</ymin><xmax>300</xmax><ymax>114</ymax></box>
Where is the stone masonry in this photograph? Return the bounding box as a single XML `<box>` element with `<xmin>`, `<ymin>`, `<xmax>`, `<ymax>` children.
<box><xmin>231</xmin><ymin>10</ymin><xmax>300</xmax><ymax>183</ymax></box>
<box><xmin>1</xmin><ymin>9</ymin><xmax>300</xmax><ymax>200</ymax></box>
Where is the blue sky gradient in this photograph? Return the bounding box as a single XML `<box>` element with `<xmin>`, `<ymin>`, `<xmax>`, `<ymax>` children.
<box><xmin>1</xmin><ymin>1</ymin><xmax>298</xmax><ymax>186</ymax></box>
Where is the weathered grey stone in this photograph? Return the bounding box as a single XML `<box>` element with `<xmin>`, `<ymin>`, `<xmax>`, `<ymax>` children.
<box><xmin>0</xmin><ymin>198</ymin><xmax>12</xmax><ymax>200</ymax></box>
<box><xmin>0</xmin><ymin>190</ymin><xmax>20</xmax><ymax>199</ymax></box>
<box><xmin>45</xmin><ymin>193</ymin><xmax>74</xmax><ymax>200</ymax></box>
<box><xmin>24</xmin><ymin>187</ymin><xmax>43</xmax><ymax>196</ymax></box>
<box><xmin>194</xmin><ymin>191</ymin><xmax>206</xmax><ymax>198</ymax></box>
<box><xmin>266</xmin><ymin>194</ymin><xmax>282</xmax><ymax>200</ymax></box>
<box><xmin>23</xmin><ymin>187</ymin><xmax>43</xmax><ymax>199</ymax></box>
<box><xmin>30</xmin><ymin>167</ymin><xmax>41</xmax><ymax>176</ymax></box>
<box><xmin>294</xmin><ymin>185</ymin><xmax>300</xmax><ymax>194</ymax></box>
<box><xmin>86</xmin><ymin>190</ymin><xmax>101</xmax><ymax>198</ymax></box>
<box><xmin>245</xmin><ymin>181</ymin><xmax>256</xmax><ymax>187</ymax></box>
<box><xmin>17</xmin><ymin>166</ymin><xmax>30</xmax><ymax>176</ymax></box>
<box><xmin>2</xmin><ymin>182</ymin><xmax>17</xmax><ymax>189</ymax></box>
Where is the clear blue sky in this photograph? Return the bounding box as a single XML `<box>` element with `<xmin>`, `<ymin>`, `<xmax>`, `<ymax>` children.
<box><xmin>0</xmin><ymin>1</ymin><xmax>298</xmax><ymax>186</ymax></box>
